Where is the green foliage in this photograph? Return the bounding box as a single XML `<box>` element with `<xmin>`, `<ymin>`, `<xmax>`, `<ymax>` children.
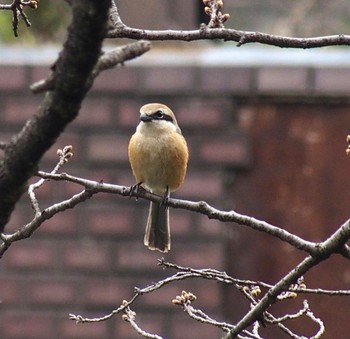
<box><xmin>0</xmin><ymin>0</ymin><xmax>70</xmax><ymax>44</ymax></box>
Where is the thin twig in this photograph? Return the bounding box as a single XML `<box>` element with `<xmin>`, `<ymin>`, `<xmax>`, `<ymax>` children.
<box><xmin>0</xmin><ymin>0</ymin><xmax>37</xmax><ymax>37</ymax></box>
<box><xmin>122</xmin><ymin>306</ymin><xmax>163</xmax><ymax>339</ymax></box>
<box><xmin>28</xmin><ymin>145</ymin><xmax>73</xmax><ymax>216</ymax></box>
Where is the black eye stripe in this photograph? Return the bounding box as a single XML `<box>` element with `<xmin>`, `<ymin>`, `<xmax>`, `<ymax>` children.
<box><xmin>151</xmin><ymin>111</ymin><xmax>173</xmax><ymax>122</ymax></box>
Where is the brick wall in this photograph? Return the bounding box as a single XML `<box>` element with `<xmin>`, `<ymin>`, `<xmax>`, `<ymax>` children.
<box><xmin>0</xmin><ymin>48</ymin><xmax>350</xmax><ymax>338</ymax></box>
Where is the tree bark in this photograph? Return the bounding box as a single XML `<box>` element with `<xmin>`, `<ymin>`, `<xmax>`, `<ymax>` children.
<box><xmin>0</xmin><ymin>0</ymin><xmax>111</xmax><ymax>232</ymax></box>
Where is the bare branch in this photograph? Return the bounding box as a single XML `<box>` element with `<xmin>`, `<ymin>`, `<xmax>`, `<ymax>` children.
<box><xmin>0</xmin><ymin>188</ymin><xmax>96</xmax><ymax>257</ymax></box>
<box><xmin>0</xmin><ymin>0</ymin><xmax>111</xmax><ymax>233</ymax></box>
<box><xmin>122</xmin><ymin>306</ymin><xmax>164</xmax><ymax>339</ymax></box>
<box><xmin>0</xmin><ymin>0</ymin><xmax>38</xmax><ymax>37</ymax></box>
<box><xmin>159</xmin><ymin>260</ymin><xmax>350</xmax><ymax>296</ymax></box>
<box><xmin>224</xmin><ymin>247</ymin><xmax>336</xmax><ymax>339</ymax></box>
<box><xmin>30</xmin><ymin>40</ymin><xmax>151</xmax><ymax>94</ymax></box>
<box><xmin>68</xmin><ymin>258</ymin><xmax>329</xmax><ymax>338</ymax></box>
<box><xmin>108</xmin><ymin>3</ymin><xmax>350</xmax><ymax>49</ymax></box>
<box><xmin>202</xmin><ymin>0</ymin><xmax>230</xmax><ymax>29</ymax></box>
<box><xmin>28</xmin><ymin>145</ymin><xmax>73</xmax><ymax>216</ymax></box>
<box><xmin>35</xmin><ymin>170</ymin><xmax>327</xmax><ymax>257</ymax></box>
<box><xmin>92</xmin><ymin>40</ymin><xmax>151</xmax><ymax>76</ymax></box>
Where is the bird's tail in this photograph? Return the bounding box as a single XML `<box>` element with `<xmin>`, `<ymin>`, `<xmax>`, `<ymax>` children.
<box><xmin>144</xmin><ymin>201</ymin><xmax>170</xmax><ymax>252</ymax></box>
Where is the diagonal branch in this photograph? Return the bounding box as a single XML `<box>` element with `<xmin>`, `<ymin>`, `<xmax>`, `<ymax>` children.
<box><xmin>224</xmin><ymin>219</ymin><xmax>350</xmax><ymax>338</ymax></box>
<box><xmin>30</xmin><ymin>40</ymin><xmax>151</xmax><ymax>94</ymax></box>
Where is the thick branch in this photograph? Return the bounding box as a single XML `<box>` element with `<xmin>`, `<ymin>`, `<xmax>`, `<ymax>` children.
<box><xmin>0</xmin><ymin>0</ymin><xmax>111</xmax><ymax>232</ymax></box>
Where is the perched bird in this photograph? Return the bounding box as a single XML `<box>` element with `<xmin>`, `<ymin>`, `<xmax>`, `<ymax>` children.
<box><xmin>128</xmin><ymin>103</ymin><xmax>189</xmax><ymax>252</ymax></box>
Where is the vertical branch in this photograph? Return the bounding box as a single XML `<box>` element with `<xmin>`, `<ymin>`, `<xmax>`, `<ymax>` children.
<box><xmin>0</xmin><ymin>0</ymin><xmax>111</xmax><ymax>232</ymax></box>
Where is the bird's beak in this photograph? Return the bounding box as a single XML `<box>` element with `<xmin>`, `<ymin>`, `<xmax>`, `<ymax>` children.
<box><xmin>140</xmin><ymin>113</ymin><xmax>153</xmax><ymax>123</ymax></box>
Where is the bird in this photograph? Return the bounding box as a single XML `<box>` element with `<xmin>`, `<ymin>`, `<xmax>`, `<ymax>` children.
<box><xmin>128</xmin><ymin>103</ymin><xmax>189</xmax><ymax>252</ymax></box>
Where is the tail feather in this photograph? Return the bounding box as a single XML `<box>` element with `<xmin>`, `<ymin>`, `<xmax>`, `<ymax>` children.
<box><xmin>144</xmin><ymin>201</ymin><xmax>170</xmax><ymax>252</ymax></box>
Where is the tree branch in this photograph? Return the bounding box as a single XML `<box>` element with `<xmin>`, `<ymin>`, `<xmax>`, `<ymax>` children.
<box><xmin>0</xmin><ymin>0</ymin><xmax>37</xmax><ymax>37</ymax></box>
<box><xmin>108</xmin><ymin>3</ymin><xmax>350</xmax><ymax>49</ymax></box>
<box><xmin>68</xmin><ymin>258</ymin><xmax>329</xmax><ymax>338</ymax></box>
<box><xmin>30</xmin><ymin>40</ymin><xmax>151</xmax><ymax>94</ymax></box>
<box><xmin>36</xmin><ymin>170</ymin><xmax>335</xmax><ymax>257</ymax></box>
<box><xmin>0</xmin><ymin>0</ymin><xmax>111</xmax><ymax>233</ymax></box>
<box><xmin>224</xmin><ymin>219</ymin><xmax>350</xmax><ymax>338</ymax></box>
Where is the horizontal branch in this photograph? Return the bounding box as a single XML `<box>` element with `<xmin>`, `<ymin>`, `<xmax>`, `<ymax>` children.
<box><xmin>107</xmin><ymin>2</ymin><xmax>350</xmax><ymax>49</ymax></box>
<box><xmin>109</xmin><ymin>25</ymin><xmax>350</xmax><ymax>49</ymax></box>
<box><xmin>36</xmin><ymin>171</ymin><xmax>350</xmax><ymax>261</ymax></box>
<box><xmin>160</xmin><ymin>260</ymin><xmax>350</xmax><ymax>296</ymax></box>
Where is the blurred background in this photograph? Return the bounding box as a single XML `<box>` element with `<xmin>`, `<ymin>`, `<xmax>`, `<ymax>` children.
<box><xmin>0</xmin><ymin>1</ymin><xmax>350</xmax><ymax>338</ymax></box>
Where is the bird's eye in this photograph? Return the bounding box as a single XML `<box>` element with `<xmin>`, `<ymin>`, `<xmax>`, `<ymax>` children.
<box><xmin>154</xmin><ymin>110</ymin><xmax>164</xmax><ymax>119</ymax></box>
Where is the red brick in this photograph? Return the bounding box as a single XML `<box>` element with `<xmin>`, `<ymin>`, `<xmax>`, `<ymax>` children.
<box><xmin>2</xmin><ymin>312</ymin><xmax>55</xmax><ymax>338</ymax></box>
<box><xmin>87</xmin><ymin>134</ymin><xmax>129</xmax><ymax>162</ymax></box>
<box><xmin>3</xmin><ymin>205</ymin><xmax>28</xmax><ymax>234</ymax></box>
<box><xmin>61</xmin><ymin>242</ymin><xmax>111</xmax><ymax>271</ymax></box>
<box><xmin>0</xmin><ymin>65</ymin><xmax>27</xmax><ymax>90</ymax></box>
<box><xmin>197</xmin><ymin>214</ymin><xmax>226</xmax><ymax>236</ymax></box>
<box><xmin>60</xmin><ymin>169</ymin><xmax>117</xmax><ymax>197</ymax></box>
<box><xmin>36</xmin><ymin>211</ymin><xmax>77</xmax><ymax>237</ymax></box>
<box><xmin>169</xmin><ymin>209</ymin><xmax>191</xmax><ymax>236</ymax></box>
<box><xmin>173</xmin><ymin>243</ymin><xmax>224</xmax><ymax>270</ymax></box>
<box><xmin>27</xmin><ymin>175</ymin><xmax>55</xmax><ymax>201</ymax></box>
<box><xmin>199</xmin><ymin>136</ymin><xmax>250</xmax><ymax>166</ymax></box>
<box><xmin>142</xmin><ymin>67</ymin><xmax>195</xmax><ymax>93</ymax></box>
<box><xmin>30</xmin><ymin>65</ymin><xmax>51</xmax><ymax>83</ymax></box>
<box><xmin>75</xmin><ymin>97</ymin><xmax>112</xmax><ymax>126</ymax></box>
<box><xmin>80</xmin><ymin>168</ymin><xmax>116</xmax><ymax>184</ymax></box>
<box><xmin>179</xmin><ymin>171</ymin><xmax>222</xmax><ymax>200</ymax></box>
<box><xmin>0</xmin><ymin>278</ymin><xmax>21</xmax><ymax>304</ymax></box>
<box><xmin>82</xmin><ymin>278</ymin><xmax>132</xmax><ymax>307</ymax></box>
<box><xmin>117</xmin><ymin>99</ymin><xmax>144</xmax><ymax>128</ymax></box>
<box><xmin>88</xmin><ymin>207</ymin><xmax>134</xmax><ymax>236</ymax></box>
<box><xmin>115</xmin><ymin>312</ymin><xmax>166</xmax><ymax>339</ymax></box>
<box><xmin>115</xmin><ymin>242</ymin><xmax>163</xmax><ymax>269</ymax></box>
<box><xmin>117</xmin><ymin>169</ymin><xmax>141</xmax><ymax>188</ymax></box>
<box><xmin>93</xmin><ymin>66</ymin><xmax>138</xmax><ymax>91</ymax></box>
<box><xmin>171</xmin><ymin>314</ymin><xmax>222</xmax><ymax>339</ymax></box>
<box><xmin>60</xmin><ymin>317</ymin><xmax>108</xmax><ymax>339</ymax></box>
<box><xmin>200</xmin><ymin>67</ymin><xmax>252</xmax><ymax>94</ymax></box>
<box><xmin>257</xmin><ymin>67</ymin><xmax>309</xmax><ymax>94</ymax></box>
<box><xmin>41</xmin><ymin>132</ymin><xmax>82</xmax><ymax>162</ymax></box>
<box><xmin>4</xmin><ymin>242</ymin><xmax>56</xmax><ymax>269</ymax></box>
<box><xmin>27</xmin><ymin>279</ymin><xmax>76</xmax><ymax>305</ymax></box>
<box><xmin>175</xmin><ymin>100</ymin><xmax>224</xmax><ymax>128</ymax></box>
<box><xmin>3</xmin><ymin>96</ymin><xmax>41</xmax><ymax>124</ymax></box>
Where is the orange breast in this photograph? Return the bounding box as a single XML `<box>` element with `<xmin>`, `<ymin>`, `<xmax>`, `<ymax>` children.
<box><xmin>128</xmin><ymin>131</ymin><xmax>188</xmax><ymax>194</ymax></box>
